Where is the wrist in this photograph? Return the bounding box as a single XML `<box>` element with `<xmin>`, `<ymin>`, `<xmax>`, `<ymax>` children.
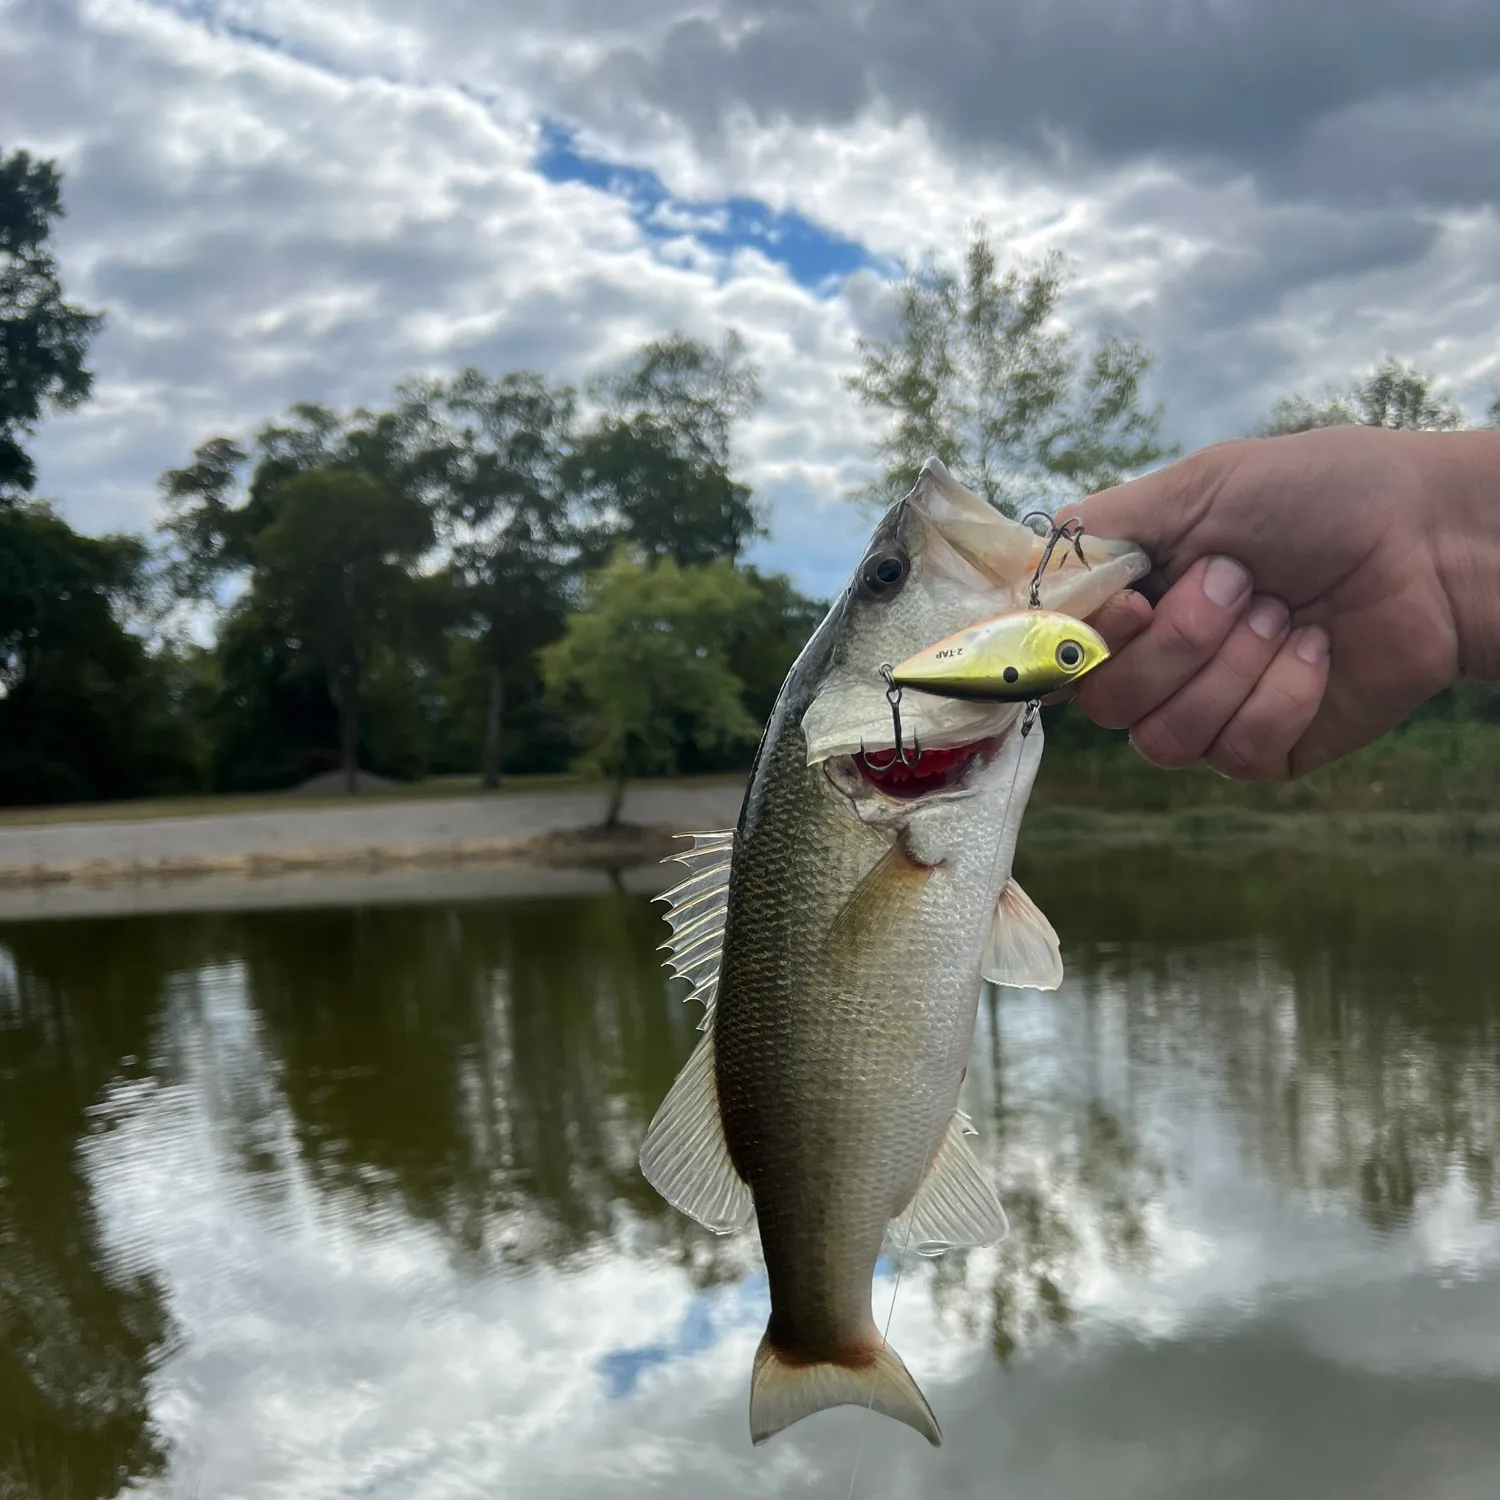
<box><xmin>1422</xmin><ymin>429</ymin><xmax>1500</xmax><ymax>682</ymax></box>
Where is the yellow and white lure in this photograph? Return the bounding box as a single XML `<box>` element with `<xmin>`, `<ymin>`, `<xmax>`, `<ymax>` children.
<box><xmin>890</xmin><ymin>609</ymin><xmax>1111</xmax><ymax>703</ymax></box>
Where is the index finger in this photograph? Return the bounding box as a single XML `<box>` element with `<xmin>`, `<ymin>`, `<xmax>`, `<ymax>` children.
<box><xmin>1057</xmin><ymin>443</ymin><xmax>1237</xmax><ymax>586</ymax></box>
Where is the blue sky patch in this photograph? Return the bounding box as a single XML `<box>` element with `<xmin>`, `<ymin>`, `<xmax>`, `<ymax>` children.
<box><xmin>535</xmin><ymin>121</ymin><xmax>879</xmax><ymax>293</ymax></box>
<box><xmin>597</xmin><ymin>1272</ymin><xmax>771</xmax><ymax>1400</ymax></box>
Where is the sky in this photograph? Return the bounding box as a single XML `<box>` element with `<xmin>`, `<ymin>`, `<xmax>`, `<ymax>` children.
<box><xmin>4</xmin><ymin>0</ymin><xmax>1500</xmax><ymax>599</ymax></box>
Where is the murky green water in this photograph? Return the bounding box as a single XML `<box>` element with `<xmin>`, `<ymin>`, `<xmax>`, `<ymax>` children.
<box><xmin>3</xmin><ymin>847</ymin><xmax>1500</xmax><ymax>1499</ymax></box>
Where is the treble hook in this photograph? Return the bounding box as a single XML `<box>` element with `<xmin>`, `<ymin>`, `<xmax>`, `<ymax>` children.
<box><xmin>1019</xmin><ymin>510</ymin><xmax>1090</xmax><ymax>610</ymax></box>
<box><xmin>860</xmin><ymin>663</ymin><xmax>921</xmax><ymax>770</ymax></box>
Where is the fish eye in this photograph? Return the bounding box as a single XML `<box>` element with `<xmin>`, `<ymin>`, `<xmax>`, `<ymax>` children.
<box><xmin>861</xmin><ymin>549</ymin><xmax>909</xmax><ymax>596</ymax></box>
<box><xmin>1056</xmin><ymin>640</ymin><xmax>1084</xmax><ymax>670</ymax></box>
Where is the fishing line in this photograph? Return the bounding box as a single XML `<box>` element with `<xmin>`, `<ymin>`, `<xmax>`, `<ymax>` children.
<box><xmin>843</xmin><ymin>698</ymin><xmax>1039</xmax><ymax>1500</ymax></box>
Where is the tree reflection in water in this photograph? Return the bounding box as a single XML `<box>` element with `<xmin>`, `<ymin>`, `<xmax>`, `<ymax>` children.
<box><xmin>0</xmin><ymin>845</ymin><xmax>1494</xmax><ymax>1493</ymax></box>
<box><xmin>0</xmin><ymin>919</ymin><xmax>195</xmax><ymax>1498</ymax></box>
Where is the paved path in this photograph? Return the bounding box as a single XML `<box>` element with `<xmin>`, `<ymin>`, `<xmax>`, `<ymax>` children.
<box><xmin>0</xmin><ymin>780</ymin><xmax>748</xmax><ymax>878</ymax></box>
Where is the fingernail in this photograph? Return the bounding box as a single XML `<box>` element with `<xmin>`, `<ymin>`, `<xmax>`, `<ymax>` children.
<box><xmin>1247</xmin><ymin>596</ymin><xmax>1288</xmax><ymax>641</ymax></box>
<box><xmin>1295</xmin><ymin>626</ymin><xmax>1330</xmax><ymax>665</ymax></box>
<box><xmin>1202</xmin><ymin>556</ymin><xmax>1251</xmax><ymax>608</ymax></box>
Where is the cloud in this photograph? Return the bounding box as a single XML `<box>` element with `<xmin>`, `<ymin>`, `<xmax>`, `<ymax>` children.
<box><xmin>1</xmin><ymin>0</ymin><xmax>1498</xmax><ymax>592</ymax></box>
<box><xmin>578</xmin><ymin>0</ymin><xmax>1500</xmax><ymax>207</ymax></box>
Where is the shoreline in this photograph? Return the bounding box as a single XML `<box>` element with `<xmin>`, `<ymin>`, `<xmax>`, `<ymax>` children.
<box><xmin>0</xmin><ymin>797</ymin><xmax>1488</xmax><ymax>897</ymax></box>
<box><xmin>0</xmin><ymin>799</ymin><xmax>1486</xmax><ymax>924</ymax></box>
<box><xmin>0</xmin><ymin>821</ymin><xmax>692</xmax><ymax>892</ymax></box>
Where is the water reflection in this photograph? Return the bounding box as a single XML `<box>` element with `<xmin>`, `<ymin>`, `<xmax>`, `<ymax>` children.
<box><xmin>0</xmin><ymin>920</ymin><xmax>189</xmax><ymax>1497</ymax></box>
<box><xmin>0</xmin><ymin>847</ymin><xmax>1494</xmax><ymax>1496</ymax></box>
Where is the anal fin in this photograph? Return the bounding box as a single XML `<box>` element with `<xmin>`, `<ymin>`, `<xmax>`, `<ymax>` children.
<box><xmin>981</xmin><ymin>877</ymin><xmax>1063</xmax><ymax>991</ymax></box>
<box><xmin>638</xmin><ymin>1021</ymin><xmax>753</xmax><ymax>1234</ymax></box>
<box><xmin>888</xmin><ymin>1111</ymin><xmax>1008</xmax><ymax>1256</ymax></box>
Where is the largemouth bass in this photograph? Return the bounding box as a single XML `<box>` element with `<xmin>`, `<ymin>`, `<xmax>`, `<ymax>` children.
<box><xmin>640</xmin><ymin>459</ymin><xmax>1147</xmax><ymax>1446</ymax></box>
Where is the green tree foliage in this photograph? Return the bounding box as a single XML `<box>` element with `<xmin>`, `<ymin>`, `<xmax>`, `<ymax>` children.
<box><xmin>847</xmin><ymin>229</ymin><xmax>1174</xmax><ymax>515</ymax></box>
<box><xmin>405</xmin><ymin>368</ymin><xmax>580</xmax><ymax>788</ymax></box>
<box><xmin>160</xmin><ymin>400</ymin><xmax>457</xmax><ymax>790</ymax></box>
<box><xmin>0</xmin><ymin>503</ymin><xmax>202</xmax><ymax>802</ymax></box>
<box><xmin>725</xmin><ymin>568</ymin><xmax>827</xmax><ymax>732</ymax></box>
<box><xmin>252</xmin><ymin>469</ymin><xmax>434</xmax><ymax>794</ymax></box>
<box><xmin>540</xmin><ymin>552</ymin><xmax>761</xmax><ymax>824</ymax></box>
<box><xmin>0</xmin><ymin>148</ymin><xmax>102</xmax><ymax>497</ymax></box>
<box><xmin>1254</xmin><ymin>355</ymin><xmax>1467</xmax><ymax>436</ymax></box>
<box><xmin>160</xmin><ymin>400</ymin><xmax>442</xmax><ymax>596</ymax></box>
<box><xmin>569</xmin><ymin>332</ymin><xmax>766</xmax><ymax>565</ymax></box>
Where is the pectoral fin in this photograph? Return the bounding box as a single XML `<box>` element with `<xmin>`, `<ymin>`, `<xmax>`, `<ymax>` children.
<box><xmin>821</xmin><ymin>841</ymin><xmax>933</xmax><ymax>968</ymax></box>
<box><xmin>981</xmin><ymin>878</ymin><xmax>1063</xmax><ymax>991</ymax></box>
<box><xmin>888</xmin><ymin>1111</ymin><xmax>1008</xmax><ymax>1256</ymax></box>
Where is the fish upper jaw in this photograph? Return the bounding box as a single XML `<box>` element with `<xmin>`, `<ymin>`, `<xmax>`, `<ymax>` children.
<box><xmin>801</xmin><ymin>678</ymin><xmax>1023</xmax><ymax>766</ymax></box>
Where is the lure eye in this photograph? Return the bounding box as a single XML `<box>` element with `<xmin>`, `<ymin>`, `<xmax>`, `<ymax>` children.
<box><xmin>861</xmin><ymin>549</ymin><xmax>909</xmax><ymax>596</ymax></box>
<box><xmin>1056</xmin><ymin>639</ymin><xmax>1084</xmax><ymax>670</ymax></box>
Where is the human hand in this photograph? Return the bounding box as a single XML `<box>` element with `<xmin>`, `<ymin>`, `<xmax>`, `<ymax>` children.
<box><xmin>1057</xmin><ymin>425</ymin><xmax>1500</xmax><ymax>779</ymax></box>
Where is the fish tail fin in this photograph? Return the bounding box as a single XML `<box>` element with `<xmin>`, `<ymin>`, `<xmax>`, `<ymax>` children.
<box><xmin>748</xmin><ymin>1332</ymin><xmax>942</xmax><ymax>1447</ymax></box>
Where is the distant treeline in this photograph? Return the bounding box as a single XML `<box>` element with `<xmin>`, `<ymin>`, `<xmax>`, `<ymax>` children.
<box><xmin>2</xmin><ymin>144</ymin><xmax>1497</xmax><ymax>808</ymax></box>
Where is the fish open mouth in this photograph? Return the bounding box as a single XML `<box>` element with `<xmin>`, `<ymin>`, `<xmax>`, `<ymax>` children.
<box><xmin>850</xmin><ymin>734</ymin><xmax>1005</xmax><ymax>799</ymax></box>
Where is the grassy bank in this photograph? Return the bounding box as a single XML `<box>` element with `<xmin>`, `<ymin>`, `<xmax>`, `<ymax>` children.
<box><xmin>1033</xmin><ymin>718</ymin><xmax>1500</xmax><ymax>819</ymax></box>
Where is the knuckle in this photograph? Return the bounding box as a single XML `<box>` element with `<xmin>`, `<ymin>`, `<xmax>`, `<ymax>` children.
<box><xmin>1153</xmin><ymin>603</ymin><xmax>1219</xmax><ymax>660</ymax></box>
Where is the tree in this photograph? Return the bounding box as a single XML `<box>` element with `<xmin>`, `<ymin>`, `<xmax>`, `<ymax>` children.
<box><xmin>0</xmin><ymin>502</ymin><xmax>203</xmax><ymax>802</ymax></box>
<box><xmin>724</xmin><ymin>568</ymin><xmax>826</xmax><ymax>733</ymax></box>
<box><xmin>1255</xmin><ymin>356</ymin><xmax>1466</xmax><ymax>436</ymax></box>
<box><xmin>539</xmin><ymin>551</ymin><xmax>761</xmax><ymax>827</ymax></box>
<box><xmin>252</xmin><ymin>469</ymin><xmax>433</xmax><ymax>794</ymax></box>
<box><xmin>413</xmin><ymin>368</ymin><xmax>579</xmax><ymax>789</ymax></box>
<box><xmin>569</xmin><ymin>332</ymin><xmax>765</xmax><ymax>566</ymax></box>
<box><xmin>160</xmin><ymin>400</ymin><xmax>444</xmax><ymax>597</ymax></box>
<box><xmin>846</xmin><ymin>228</ymin><xmax>1174</xmax><ymax>515</ymax></box>
<box><xmin>0</xmin><ymin>148</ymin><xmax>102</xmax><ymax>497</ymax></box>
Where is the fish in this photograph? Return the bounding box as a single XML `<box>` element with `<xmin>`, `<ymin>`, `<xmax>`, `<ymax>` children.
<box><xmin>639</xmin><ymin>458</ymin><xmax>1148</xmax><ymax>1448</ymax></box>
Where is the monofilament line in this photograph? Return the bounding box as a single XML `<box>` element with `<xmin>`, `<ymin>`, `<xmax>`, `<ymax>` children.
<box><xmin>843</xmin><ymin>1149</ymin><xmax>922</xmax><ymax>1500</ymax></box>
<box><xmin>842</xmin><ymin>703</ymin><xmax>1034</xmax><ymax>1500</ymax></box>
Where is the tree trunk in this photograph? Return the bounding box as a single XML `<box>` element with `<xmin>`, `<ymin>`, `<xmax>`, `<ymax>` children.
<box><xmin>338</xmin><ymin>666</ymin><xmax>359</xmax><ymax>795</ymax></box>
<box><xmin>605</xmin><ymin>768</ymin><xmax>628</xmax><ymax>829</ymax></box>
<box><xmin>481</xmin><ymin>663</ymin><xmax>505</xmax><ymax>791</ymax></box>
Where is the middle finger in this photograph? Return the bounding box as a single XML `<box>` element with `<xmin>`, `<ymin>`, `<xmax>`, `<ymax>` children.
<box><xmin>1128</xmin><ymin>594</ymin><xmax>1291</xmax><ymax>768</ymax></box>
<box><xmin>1076</xmin><ymin>555</ymin><xmax>1253</xmax><ymax>730</ymax></box>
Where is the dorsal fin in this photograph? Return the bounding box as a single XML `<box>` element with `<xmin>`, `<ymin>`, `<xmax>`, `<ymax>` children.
<box><xmin>654</xmin><ymin>830</ymin><xmax>734</xmax><ymax>1025</ymax></box>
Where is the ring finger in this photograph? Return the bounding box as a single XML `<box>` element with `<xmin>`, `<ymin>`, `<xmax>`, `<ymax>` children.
<box><xmin>1129</xmin><ymin>595</ymin><xmax>1291</xmax><ymax>768</ymax></box>
<box><xmin>1205</xmin><ymin>626</ymin><xmax>1332</xmax><ymax>780</ymax></box>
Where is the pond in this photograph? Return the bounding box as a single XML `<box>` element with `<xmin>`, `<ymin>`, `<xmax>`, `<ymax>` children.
<box><xmin>2</xmin><ymin>846</ymin><xmax>1499</xmax><ymax>1498</ymax></box>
